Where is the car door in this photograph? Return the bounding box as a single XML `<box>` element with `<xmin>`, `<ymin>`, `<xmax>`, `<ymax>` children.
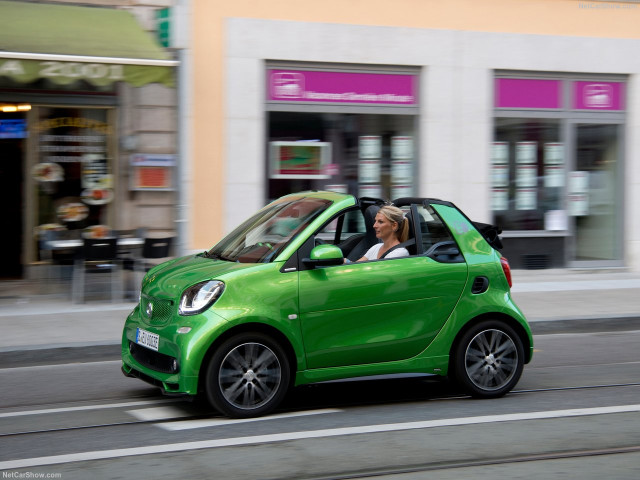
<box><xmin>298</xmin><ymin>204</ymin><xmax>468</xmax><ymax>370</ymax></box>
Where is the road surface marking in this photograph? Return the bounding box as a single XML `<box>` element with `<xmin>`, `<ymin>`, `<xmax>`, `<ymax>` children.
<box><xmin>153</xmin><ymin>408</ymin><xmax>343</xmax><ymax>430</ymax></box>
<box><xmin>0</xmin><ymin>399</ymin><xmax>177</xmax><ymax>418</ymax></box>
<box><xmin>2</xmin><ymin>404</ymin><xmax>639</xmax><ymax>469</ymax></box>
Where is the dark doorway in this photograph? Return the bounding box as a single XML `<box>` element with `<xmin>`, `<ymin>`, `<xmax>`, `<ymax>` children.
<box><xmin>0</xmin><ymin>115</ymin><xmax>25</xmax><ymax>278</ymax></box>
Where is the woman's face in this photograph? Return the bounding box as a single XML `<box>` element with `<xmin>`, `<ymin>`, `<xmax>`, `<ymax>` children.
<box><xmin>373</xmin><ymin>212</ymin><xmax>398</xmax><ymax>242</ymax></box>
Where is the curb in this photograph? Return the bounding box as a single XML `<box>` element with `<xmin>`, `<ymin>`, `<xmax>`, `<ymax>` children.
<box><xmin>2</xmin><ymin>315</ymin><xmax>639</xmax><ymax>369</ymax></box>
<box><xmin>1</xmin><ymin>343</ymin><xmax>121</xmax><ymax>368</ymax></box>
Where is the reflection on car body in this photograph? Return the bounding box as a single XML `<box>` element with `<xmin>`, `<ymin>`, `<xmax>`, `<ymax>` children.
<box><xmin>122</xmin><ymin>191</ymin><xmax>532</xmax><ymax>418</ymax></box>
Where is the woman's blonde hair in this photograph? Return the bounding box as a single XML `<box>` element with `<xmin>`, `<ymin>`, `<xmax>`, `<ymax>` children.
<box><xmin>378</xmin><ymin>205</ymin><xmax>409</xmax><ymax>243</ymax></box>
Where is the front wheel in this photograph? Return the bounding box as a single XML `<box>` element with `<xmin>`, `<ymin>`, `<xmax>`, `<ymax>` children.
<box><xmin>452</xmin><ymin>320</ymin><xmax>524</xmax><ymax>398</ymax></box>
<box><xmin>205</xmin><ymin>333</ymin><xmax>290</xmax><ymax>418</ymax></box>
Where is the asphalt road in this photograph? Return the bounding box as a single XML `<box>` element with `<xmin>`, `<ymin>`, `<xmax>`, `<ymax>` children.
<box><xmin>1</xmin><ymin>330</ymin><xmax>639</xmax><ymax>479</ymax></box>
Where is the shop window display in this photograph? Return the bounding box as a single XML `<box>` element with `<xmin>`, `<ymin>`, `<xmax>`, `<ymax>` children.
<box><xmin>492</xmin><ymin>118</ymin><xmax>563</xmax><ymax>231</ymax></box>
<box><xmin>33</xmin><ymin>106</ymin><xmax>114</xmax><ymax>252</ymax></box>
<box><xmin>267</xmin><ymin>112</ymin><xmax>415</xmax><ymax>202</ymax></box>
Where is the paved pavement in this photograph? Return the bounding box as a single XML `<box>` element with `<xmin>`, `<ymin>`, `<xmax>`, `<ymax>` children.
<box><xmin>1</xmin><ymin>268</ymin><xmax>639</xmax><ymax>366</ymax></box>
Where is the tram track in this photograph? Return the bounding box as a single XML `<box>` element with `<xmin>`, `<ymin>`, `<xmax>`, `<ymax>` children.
<box><xmin>303</xmin><ymin>445</ymin><xmax>640</xmax><ymax>480</ymax></box>
<box><xmin>1</xmin><ymin>380</ymin><xmax>639</xmax><ymax>438</ymax></box>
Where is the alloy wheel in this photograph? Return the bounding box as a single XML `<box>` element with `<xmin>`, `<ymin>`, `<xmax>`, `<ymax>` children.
<box><xmin>464</xmin><ymin>328</ymin><xmax>518</xmax><ymax>391</ymax></box>
<box><xmin>218</xmin><ymin>342</ymin><xmax>282</xmax><ymax>410</ymax></box>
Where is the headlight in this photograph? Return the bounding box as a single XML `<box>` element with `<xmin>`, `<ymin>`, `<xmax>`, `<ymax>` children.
<box><xmin>179</xmin><ymin>280</ymin><xmax>225</xmax><ymax>316</ymax></box>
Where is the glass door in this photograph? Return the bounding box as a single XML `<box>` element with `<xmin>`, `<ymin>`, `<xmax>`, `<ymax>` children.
<box><xmin>569</xmin><ymin>123</ymin><xmax>623</xmax><ymax>266</ymax></box>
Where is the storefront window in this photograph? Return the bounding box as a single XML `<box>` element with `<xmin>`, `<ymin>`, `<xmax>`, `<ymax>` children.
<box><xmin>574</xmin><ymin>123</ymin><xmax>621</xmax><ymax>261</ymax></box>
<box><xmin>268</xmin><ymin>112</ymin><xmax>415</xmax><ymax>202</ymax></box>
<box><xmin>491</xmin><ymin>118</ymin><xmax>562</xmax><ymax>231</ymax></box>
<box><xmin>33</xmin><ymin>106</ymin><xmax>114</xmax><ymax>247</ymax></box>
<box><xmin>493</xmin><ymin>74</ymin><xmax>625</xmax><ymax>268</ymax></box>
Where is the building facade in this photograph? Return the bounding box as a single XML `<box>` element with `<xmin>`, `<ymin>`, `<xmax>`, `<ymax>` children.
<box><xmin>183</xmin><ymin>0</ymin><xmax>640</xmax><ymax>271</ymax></box>
<box><xmin>0</xmin><ymin>0</ymin><xmax>178</xmax><ymax>279</ymax></box>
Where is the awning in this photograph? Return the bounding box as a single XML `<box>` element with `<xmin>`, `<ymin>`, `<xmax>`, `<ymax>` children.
<box><xmin>0</xmin><ymin>1</ymin><xmax>177</xmax><ymax>88</ymax></box>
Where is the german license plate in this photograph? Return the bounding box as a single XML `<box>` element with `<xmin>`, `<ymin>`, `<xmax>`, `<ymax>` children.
<box><xmin>136</xmin><ymin>328</ymin><xmax>159</xmax><ymax>351</ymax></box>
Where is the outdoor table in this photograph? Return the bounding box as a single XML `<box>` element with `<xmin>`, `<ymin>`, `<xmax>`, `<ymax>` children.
<box><xmin>47</xmin><ymin>237</ymin><xmax>144</xmax><ymax>250</ymax></box>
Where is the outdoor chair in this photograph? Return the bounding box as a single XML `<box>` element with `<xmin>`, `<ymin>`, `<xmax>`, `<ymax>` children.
<box><xmin>71</xmin><ymin>237</ymin><xmax>122</xmax><ymax>304</ymax></box>
<box><xmin>138</xmin><ymin>236</ymin><xmax>173</xmax><ymax>271</ymax></box>
<box><xmin>126</xmin><ymin>236</ymin><xmax>174</xmax><ymax>299</ymax></box>
<box><xmin>115</xmin><ymin>227</ymin><xmax>147</xmax><ymax>270</ymax></box>
<box><xmin>39</xmin><ymin>229</ymin><xmax>81</xmax><ymax>295</ymax></box>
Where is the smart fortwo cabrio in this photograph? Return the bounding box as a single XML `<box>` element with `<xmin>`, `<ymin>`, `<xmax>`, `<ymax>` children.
<box><xmin>122</xmin><ymin>191</ymin><xmax>533</xmax><ymax>418</ymax></box>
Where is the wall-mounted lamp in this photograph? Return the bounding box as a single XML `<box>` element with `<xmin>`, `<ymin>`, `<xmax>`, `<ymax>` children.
<box><xmin>1</xmin><ymin>104</ymin><xmax>31</xmax><ymax>113</ymax></box>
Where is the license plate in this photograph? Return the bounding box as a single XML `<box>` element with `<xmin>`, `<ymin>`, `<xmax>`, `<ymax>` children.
<box><xmin>136</xmin><ymin>328</ymin><xmax>159</xmax><ymax>351</ymax></box>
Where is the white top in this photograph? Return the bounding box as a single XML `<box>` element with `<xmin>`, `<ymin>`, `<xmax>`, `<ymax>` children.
<box><xmin>364</xmin><ymin>243</ymin><xmax>409</xmax><ymax>260</ymax></box>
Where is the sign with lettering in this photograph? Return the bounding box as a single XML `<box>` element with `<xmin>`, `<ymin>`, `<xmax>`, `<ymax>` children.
<box><xmin>269</xmin><ymin>141</ymin><xmax>331</xmax><ymax>179</ymax></box>
<box><xmin>0</xmin><ymin>58</ymin><xmax>174</xmax><ymax>88</ymax></box>
<box><xmin>268</xmin><ymin>69</ymin><xmax>417</xmax><ymax>106</ymax></box>
<box><xmin>130</xmin><ymin>154</ymin><xmax>176</xmax><ymax>190</ymax></box>
<box><xmin>573</xmin><ymin>81</ymin><xmax>624</xmax><ymax>110</ymax></box>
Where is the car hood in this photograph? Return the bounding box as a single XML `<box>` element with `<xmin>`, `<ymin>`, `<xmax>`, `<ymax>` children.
<box><xmin>141</xmin><ymin>254</ymin><xmax>263</xmax><ymax>300</ymax></box>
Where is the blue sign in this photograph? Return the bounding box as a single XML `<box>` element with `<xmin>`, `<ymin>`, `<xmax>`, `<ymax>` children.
<box><xmin>0</xmin><ymin>119</ymin><xmax>27</xmax><ymax>139</ymax></box>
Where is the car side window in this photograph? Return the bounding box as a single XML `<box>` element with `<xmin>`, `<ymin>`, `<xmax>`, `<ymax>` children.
<box><xmin>416</xmin><ymin>204</ymin><xmax>457</xmax><ymax>253</ymax></box>
<box><xmin>315</xmin><ymin>209</ymin><xmax>366</xmax><ymax>245</ymax></box>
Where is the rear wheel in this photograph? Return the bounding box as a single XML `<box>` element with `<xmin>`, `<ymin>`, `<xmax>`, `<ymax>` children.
<box><xmin>205</xmin><ymin>333</ymin><xmax>290</xmax><ymax>418</ymax></box>
<box><xmin>453</xmin><ymin>320</ymin><xmax>524</xmax><ymax>398</ymax></box>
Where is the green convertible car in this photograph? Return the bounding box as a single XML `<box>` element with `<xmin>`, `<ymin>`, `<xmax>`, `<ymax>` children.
<box><xmin>122</xmin><ymin>191</ymin><xmax>533</xmax><ymax>418</ymax></box>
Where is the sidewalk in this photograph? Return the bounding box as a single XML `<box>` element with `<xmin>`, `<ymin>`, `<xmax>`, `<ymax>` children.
<box><xmin>1</xmin><ymin>268</ymin><xmax>640</xmax><ymax>366</ymax></box>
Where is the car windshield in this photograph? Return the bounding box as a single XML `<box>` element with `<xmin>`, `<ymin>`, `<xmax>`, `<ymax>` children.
<box><xmin>206</xmin><ymin>197</ymin><xmax>330</xmax><ymax>263</ymax></box>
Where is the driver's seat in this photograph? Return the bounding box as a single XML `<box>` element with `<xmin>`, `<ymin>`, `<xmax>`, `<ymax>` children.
<box><xmin>346</xmin><ymin>205</ymin><xmax>380</xmax><ymax>261</ymax></box>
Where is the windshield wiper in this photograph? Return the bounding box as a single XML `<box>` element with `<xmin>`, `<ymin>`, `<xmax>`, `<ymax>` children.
<box><xmin>205</xmin><ymin>251</ymin><xmax>234</xmax><ymax>262</ymax></box>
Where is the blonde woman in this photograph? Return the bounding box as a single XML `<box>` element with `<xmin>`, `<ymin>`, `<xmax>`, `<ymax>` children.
<box><xmin>349</xmin><ymin>205</ymin><xmax>410</xmax><ymax>262</ymax></box>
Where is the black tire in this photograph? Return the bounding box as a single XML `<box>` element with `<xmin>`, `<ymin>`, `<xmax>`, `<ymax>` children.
<box><xmin>205</xmin><ymin>333</ymin><xmax>290</xmax><ymax>418</ymax></box>
<box><xmin>452</xmin><ymin>320</ymin><xmax>524</xmax><ymax>398</ymax></box>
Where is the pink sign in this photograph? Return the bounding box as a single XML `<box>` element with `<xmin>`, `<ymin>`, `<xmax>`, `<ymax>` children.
<box><xmin>495</xmin><ymin>78</ymin><xmax>562</xmax><ymax>109</ymax></box>
<box><xmin>573</xmin><ymin>81</ymin><xmax>624</xmax><ymax>110</ymax></box>
<box><xmin>268</xmin><ymin>69</ymin><xmax>417</xmax><ymax>105</ymax></box>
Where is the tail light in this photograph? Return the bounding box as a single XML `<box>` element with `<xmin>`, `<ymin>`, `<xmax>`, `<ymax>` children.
<box><xmin>500</xmin><ymin>256</ymin><xmax>512</xmax><ymax>288</ymax></box>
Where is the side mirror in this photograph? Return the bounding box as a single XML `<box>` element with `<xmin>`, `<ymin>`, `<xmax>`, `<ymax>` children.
<box><xmin>303</xmin><ymin>244</ymin><xmax>344</xmax><ymax>267</ymax></box>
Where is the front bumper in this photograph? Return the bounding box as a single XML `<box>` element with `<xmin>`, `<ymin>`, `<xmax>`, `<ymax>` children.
<box><xmin>121</xmin><ymin>302</ymin><xmax>228</xmax><ymax>396</ymax></box>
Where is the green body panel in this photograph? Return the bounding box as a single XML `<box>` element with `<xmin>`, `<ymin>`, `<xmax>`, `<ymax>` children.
<box><xmin>122</xmin><ymin>254</ymin><xmax>305</xmax><ymax>394</ymax></box>
<box><xmin>122</xmin><ymin>192</ymin><xmax>533</xmax><ymax>397</ymax></box>
<box><xmin>429</xmin><ymin>204</ymin><xmax>533</xmax><ymax>364</ymax></box>
<box><xmin>298</xmin><ymin>255</ymin><xmax>467</xmax><ymax>368</ymax></box>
